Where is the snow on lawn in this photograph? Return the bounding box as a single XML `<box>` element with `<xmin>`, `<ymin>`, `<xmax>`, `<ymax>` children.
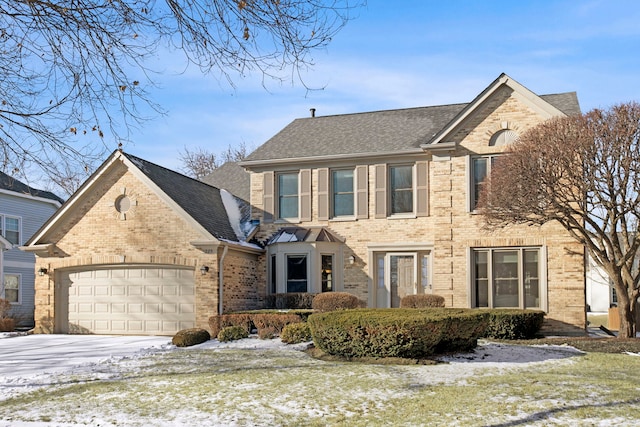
<box><xmin>0</xmin><ymin>332</ymin><xmax>583</xmax><ymax>403</ymax></box>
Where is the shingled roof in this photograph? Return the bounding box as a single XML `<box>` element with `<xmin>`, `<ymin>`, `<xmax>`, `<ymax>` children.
<box><xmin>243</xmin><ymin>90</ymin><xmax>580</xmax><ymax>163</ymax></box>
<box><xmin>201</xmin><ymin>162</ymin><xmax>250</xmax><ymax>202</ymax></box>
<box><xmin>122</xmin><ymin>152</ymin><xmax>243</xmax><ymax>242</ymax></box>
<box><xmin>0</xmin><ymin>171</ymin><xmax>63</xmax><ymax>204</ymax></box>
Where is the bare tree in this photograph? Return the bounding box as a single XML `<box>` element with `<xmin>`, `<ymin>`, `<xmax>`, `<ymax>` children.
<box><xmin>479</xmin><ymin>102</ymin><xmax>640</xmax><ymax>338</ymax></box>
<box><xmin>179</xmin><ymin>142</ymin><xmax>249</xmax><ymax>179</ymax></box>
<box><xmin>1</xmin><ymin>1</ymin><xmax>360</xmax><ymax>194</ymax></box>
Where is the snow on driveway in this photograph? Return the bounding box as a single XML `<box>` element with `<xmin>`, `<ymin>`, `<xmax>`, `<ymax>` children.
<box><xmin>0</xmin><ymin>334</ymin><xmax>171</xmax><ymax>380</ymax></box>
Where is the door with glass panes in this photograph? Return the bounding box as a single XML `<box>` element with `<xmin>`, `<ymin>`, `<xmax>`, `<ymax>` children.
<box><xmin>375</xmin><ymin>252</ymin><xmax>430</xmax><ymax>307</ymax></box>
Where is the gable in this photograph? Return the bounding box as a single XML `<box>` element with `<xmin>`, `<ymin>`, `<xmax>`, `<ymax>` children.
<box><xmin>48</xmin><ymin>164</ymin><xmax>213</xmax><ymax>256</ymax></box>
<box><xmin>425</xmin><ymin>74</ymin><xmax>578</xmax><ymax>148</ymax></box>
<box><xmin>25</xmin><ymin>151</ymin><xmax>250</xmax><ymax>253</ymax></box>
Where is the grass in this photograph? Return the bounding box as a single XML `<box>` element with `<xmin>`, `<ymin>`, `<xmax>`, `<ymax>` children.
<box><xmin>2</xmin><ymin>340</ymin><xmax>640</xmax><ymax>426</ymax></box>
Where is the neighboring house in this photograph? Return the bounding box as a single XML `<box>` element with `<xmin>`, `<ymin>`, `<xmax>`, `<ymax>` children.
<box><xmin>0</xmin><ymin>172</ymin><xmax>62</xmax><ymax>327</ymax></box>
<box><xmin>239</xmin><ymin>73</ymin><xmax>586</xmax><ymax>334</ymax></box>
<box><xmin>586</xmin><ymin>255</ymin><xmax>616</xmax><ymax>313</ymax></box>
<box><xmin>24</xmin><ymin>152</ymin><xmax>262</xmax><ymax>335</ymax></box>
<box><xmin>25</xmin><ymin>73</ymin><xmax>587</xmax><ymax>335</ymax></box>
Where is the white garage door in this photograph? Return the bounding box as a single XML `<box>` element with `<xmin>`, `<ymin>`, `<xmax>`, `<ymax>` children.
<box><xmin>63</xmin><ymin>266</ymin><xmax>195</xmax><ymax>335</ymax></box>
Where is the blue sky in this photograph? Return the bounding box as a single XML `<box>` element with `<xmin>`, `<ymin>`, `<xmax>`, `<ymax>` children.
<box><xmin>123</xmin><ymin>0</ymin><xmax>640</xmax><ymax>171</ymax></box>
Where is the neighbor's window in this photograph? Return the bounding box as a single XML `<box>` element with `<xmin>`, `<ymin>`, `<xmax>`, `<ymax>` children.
<box><xmin>321</xmin><ymin>254</ymin><xmax>333</xmax><ymax>292</ymax></box>
<box><xmin>3</xmin><ymin>274</ymin><xmax>20</xmax><ymax>303</ymax></box>
<box><xmin>286</xmin><ymin>255</ymin><xmax>307</xmax><ymax>293</ymax></box>
<box><xmin>0</xmin><ymin>215</ymin><xmax>20</xmax><ymax>245</ymax></box>
<box><xmin>278</xmin><ymin>172</ymin><xmax>299</xmax><ymax>219</ymax></box>
<box><xmin>471</xmin><ymin>155</ymin><xmax>499</xmax><ymax>210</ymax></box>
<box><xmin>473</xmin><ymin>248</ymin><xmax>540</xmax><ymax>309</ymax></box>
<box><xmin>390</xmin><ymin>165</ymin><xmax>413</xmax><ymax>214</ymax></box>
<box><xmin>332</xmin><ymin>169</ymin><xmax>354</xmax><ymax>217</ymax></box>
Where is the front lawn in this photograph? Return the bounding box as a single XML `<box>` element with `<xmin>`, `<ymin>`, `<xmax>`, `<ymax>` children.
<box><xmin>1</xmin><ymin>339</ymin><xmax>640</xmax><ymax>426</ymax></box>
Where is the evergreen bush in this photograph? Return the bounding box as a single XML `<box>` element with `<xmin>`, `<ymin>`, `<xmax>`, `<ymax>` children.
<box><xmin>218</xmin><ymin>325</ymin><xmax>249</xmax><ymax>342</ymax></box>
<box><xmin>281</xmin><ymin>322</ymin><xmax>312</xmax><ymax>344</ymax></box>
<box><xmin>483</xmin><ymin>309</ymin><xmax>545</xmax><ymax>339</ymax></box>
<box><xmin>172</xmin><ymin>328</ymin><xmax>211</xmax><ymax>347</ymax></box>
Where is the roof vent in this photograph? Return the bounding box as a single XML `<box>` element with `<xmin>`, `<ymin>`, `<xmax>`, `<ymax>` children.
<box><xmin>310</xmin><ymin>108</ymin><xmax>316</xmax><ymax>118</ymax></box>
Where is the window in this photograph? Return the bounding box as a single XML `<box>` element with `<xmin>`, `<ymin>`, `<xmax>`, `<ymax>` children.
<box><xmin>390</xmin><ymin>165</ymin><xmax>413</xmax><ymax>214</ymax></box>
<box><xmin>3</xmin><ymin>274</ymin><xmax>19</xmax><ymax>304</ymax></box>
<box><xmin>471</xmin><ymin>155</ymin><xmax>499</xmax><ymax>210</ymax></box>
<box><xmin>286</xmin><ymin>255</ymin><xmax>307</xmax><ymax>292</ymax></box>
<box><xmin>321</xmin><ymin>254</ymin><xmax>333</xmax><ymax>292</ymax></box>
<box><xmin>332</xmin><ymin>169</ymin><xmax>354</xmax><ymax>217</ymax></box>
<box><xmin>278</xmin><ymin>173</ymin><xmax>299</xmax><ymax>219</ymax></box>
<box><xmin>0</xmin><ymin>215</ymin><xmax>20</xmax><ymax>245</ymax></box>
<box><xmin>270</xmin><ymin>255</ymin><xmax>277</xmax><ymax>294</ymax></box>
<box><xmin>472</xmin><ymin>248</ymin><xmax>541</xmax><ymax>309</ymax></box>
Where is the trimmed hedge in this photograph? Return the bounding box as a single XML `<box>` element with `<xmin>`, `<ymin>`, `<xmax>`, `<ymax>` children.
<box><xmin>400</xmin><ymin>294</ymin><xmax>445</xmax><ymax>308</ymax></box>
<box><xmin>312</xmin><ymin>292</ymin><xmax>362</xmax><ymax>312</ymax></box>
<box><xmin>483</xmin><ymin>309</ymin><xmax>545</xmax><ymax>339</ymax></box>
<box><xmin>265</xmin><ymin>293</ymin><xmax>316</xmax><ymax>309</ymax></box>
<box><xmin>172</xmin><ymin>328</ymin><xmax>211</xmax><ymax>347</ymax></box>
<box><xmin>209</xmin><ymin>311</ymin><xmax>307</xmax><ymax>337</ymax></box>
<box><xmin>308</xmin><ymin>308</ymin><xmax>489</xmax><ymax>358</ymax></box>
<box><xmin>251</xmin><ymin>313</ymin><xmax>302</xmax><ymax>334</ymax></box>
<box><xmin>209</xmin><ymin>313</ymin><xmax>252</xmax><ymax>337</ymax></box>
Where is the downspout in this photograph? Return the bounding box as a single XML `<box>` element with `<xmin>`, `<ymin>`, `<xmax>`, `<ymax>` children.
<box><xmin>218</xmin><ymin>244</ymin><xmax>228</xmax><ymax>315</ymax></box>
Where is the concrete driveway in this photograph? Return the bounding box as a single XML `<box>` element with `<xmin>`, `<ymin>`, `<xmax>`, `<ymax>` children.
<box><xmin>0</xmin><ymin>334</ymin><xmax>171</xmax><ymax>379</ymax></box>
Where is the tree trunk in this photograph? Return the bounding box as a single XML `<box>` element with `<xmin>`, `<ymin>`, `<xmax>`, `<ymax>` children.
<box><xmin>617</xmin><ymin>298</ymin><xmax>636</xmax><ymax>338</ymax></box>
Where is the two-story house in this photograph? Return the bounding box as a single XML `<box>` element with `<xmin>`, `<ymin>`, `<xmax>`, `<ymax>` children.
<box><xmin>24</xmin><ymin>74</ymin><xmax>586</xmax><ymax>335</ymax></box>
<box><xmin>240</xmin><ymin>73</ymin><xmax>585</xmax><ymax>333</ymax></box>
<box><xmin>1</xmin><ymin>172</ymin><xmax>62</xmax><ymax>327</ymax></box>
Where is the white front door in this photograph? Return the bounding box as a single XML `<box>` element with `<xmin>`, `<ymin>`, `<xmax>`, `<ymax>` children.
<box><xmin>375</xmin><ymin>252</ymin><xmax>430</xmax><ymax>308</ymax></box>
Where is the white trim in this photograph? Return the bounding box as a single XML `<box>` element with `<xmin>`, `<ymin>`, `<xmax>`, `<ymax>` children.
<box><xmin>0</xmin><ymin>188</ymin><xmax>61</xmax><ymax>208</ymax></box>
<box><xmin>2</xmin><ymin>272</ymin><xmax>22</xmax><ymax>305</ymax></box>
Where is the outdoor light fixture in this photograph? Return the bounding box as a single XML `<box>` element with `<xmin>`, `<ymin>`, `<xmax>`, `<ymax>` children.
<box><xmin>38</xmin><ymin>267</ymin><xmax>48</xmax><ymax>276</ymax></box>
<box><xmin>200</xmin><ymin>265</ymin><xmax>209</xmax><ymax>275</ymax></box>
<box><xmin>348</xmin><ymin>255</ymin><xmax>355</xmax><ymax>265</ymax></box>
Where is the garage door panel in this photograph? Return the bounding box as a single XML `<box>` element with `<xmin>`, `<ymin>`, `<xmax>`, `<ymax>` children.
<box><xmin>65</xmin><ymin>266</ymin><xmax>195</xmax><ymax>335</ymax></box>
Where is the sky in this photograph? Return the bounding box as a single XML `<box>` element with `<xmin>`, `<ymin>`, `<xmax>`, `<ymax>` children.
<box><xmin>121</xmin><ymin>0</ymin><xmax>640</xmax><ymax>172</ymax></box>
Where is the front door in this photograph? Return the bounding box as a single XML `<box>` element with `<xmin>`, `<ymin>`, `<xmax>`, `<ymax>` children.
<box><xmin>375</xmin><ymin>252</ymin><xmax>430</xmax><ymax>308</ymax></box>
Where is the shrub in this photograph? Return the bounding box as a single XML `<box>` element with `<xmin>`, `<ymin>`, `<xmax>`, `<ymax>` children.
<box><xmin>400</xmin><ymin>294</ymin><xmax>445</xmax><ymax>308</ymax></box>
<box><xmin>281</xmin><ymin>322</ymin><xmax>312</xmax><ymax>344</ymax></box>
<box><xmin>312</xmin><ymin>292</ymin><xmax>362</xmax><ymax>312</ymax></box>
<box><xmin>172</xmin><ymin>328</ymin><xmax>211</xmax><ymax>347</ymax></box>
<box><xmin>209</xmin><ymin>313</ymin><xmax>252</xmax><ymax>337</ymax></box>
<box><xmin>218</xmin><ymin>325</ymin><xmax>249</xmax><ymax>342</ymax></box>
<box><xmin>251</xmin><ymin>313</ymin><xmax>302</xmax><ymax>335</ymax></box>
<box><xmin>0</xmin><ymin>298</ymin><xmax>11</xmax><ymax>318</ymax></box>
<box><xmin>308</xmin><ymin>308</ymin><xmax>489</xmax><ymax>358</ymax></box>
<box><xmin>265</xmin><ymin>293</ymin><xmax>316</xmax><ymax>309</ymax></box>
<box><xmin>483</xmin><ymin>309</ymin><xmax>545</xmax><ymax>339</ymax></box>
<box><xmin>258</xmin><ymin>327</ymin><xmax>277</xmax><ymax>340</ymax></box>
<box><xmin>0</xmin><ymin>317</ymin><xmax>15</xmax><ymax>332</ymax></box>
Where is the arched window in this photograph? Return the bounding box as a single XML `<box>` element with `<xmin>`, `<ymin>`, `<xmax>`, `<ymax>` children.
<box><xmin>489</xmin><ymin>129</ymin><xmax>519</xmax><ymax>147</ymax></box>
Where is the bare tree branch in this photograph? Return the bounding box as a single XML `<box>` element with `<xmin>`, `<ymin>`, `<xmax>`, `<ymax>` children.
<box><xmin>0</xmin><ymin>0</ymin><xmax>362</xmax><ymax>195</ymax></box>
<box><xmin>479</xmin><ymin>103</ymin><xmax>640</xmax><ymax>338</ymax></box>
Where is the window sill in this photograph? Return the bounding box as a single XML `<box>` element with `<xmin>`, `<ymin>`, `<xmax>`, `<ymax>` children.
<box><xmin>387</xmin><ymin>213</ymin><xmax>417</xmax><ymax>220</ymax></box>
<box><xmin>329</xmin><ymin>216</ymin><xmax>357</xmax><ymax>222</ymax></box>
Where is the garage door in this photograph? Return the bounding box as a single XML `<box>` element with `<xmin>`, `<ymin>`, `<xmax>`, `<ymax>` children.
<box><xmin>62</xmin><ymin>266</ymin><xmax>195</xmax><ymax>335</ymax></box>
